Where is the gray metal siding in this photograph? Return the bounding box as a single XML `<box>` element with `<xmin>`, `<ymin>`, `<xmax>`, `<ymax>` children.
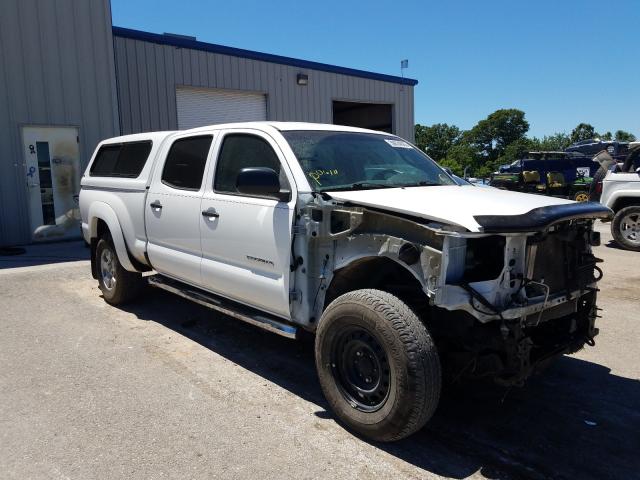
<box><xmin>0</xmin><ymin>0</ymin><xmax>119</xmax><ymax>245</ymax></box>
<box><xmin>113</xmin><ymin>36</ymin><xmax>415</xmax><ymax>142</ymax></box>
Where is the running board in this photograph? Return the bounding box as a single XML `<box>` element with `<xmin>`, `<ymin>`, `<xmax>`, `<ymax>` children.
<box><xmin>147</xmin><ymin>275</ymin><xmax>298</xmax><ymax>339</ymax></box>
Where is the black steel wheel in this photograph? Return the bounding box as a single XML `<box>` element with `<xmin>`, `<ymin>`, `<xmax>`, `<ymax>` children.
<box><xmin>316</xmin><ymin>289</ymin><xmax>441</xmax><ymax>442</ymax></box>
<box><xmin>330</xmin><ymin>326</ymin><xmax>391</xmax><ymax>412</ymax></box>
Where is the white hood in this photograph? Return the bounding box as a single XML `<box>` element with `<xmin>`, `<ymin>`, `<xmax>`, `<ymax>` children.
<box><xmin>328</xmin><ymin>185</ymin><xmax>574</xmax><ymax>232</ymax></box>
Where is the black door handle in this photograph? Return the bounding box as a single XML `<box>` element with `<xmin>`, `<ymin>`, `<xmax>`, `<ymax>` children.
<box><xmin>202</xmin><ymin>209</ymin><xmax>219</xmax><ymax>219</ymax></box>
<box><xmin>150</xmin><ymin>201</ymin><xmax>163</xmax><ymax>210</ymax></box>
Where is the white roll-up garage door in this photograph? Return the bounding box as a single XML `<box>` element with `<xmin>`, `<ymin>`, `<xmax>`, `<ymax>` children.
<box><xmin>176</xmin><ymin>87</ymin><xmax>267</xmax><ymax>129</ymax></box>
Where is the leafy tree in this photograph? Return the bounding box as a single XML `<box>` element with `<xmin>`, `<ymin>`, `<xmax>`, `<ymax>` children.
<box><xmin>498</xmin><ymin>138</ymin><xmax>535</xmax><ymax>165</ymax></box>
<box><xmin>615</xmin><ymin>130</ymin><xmax>637</xmax><ymax>142</ymax></box>
<box><xmin>415</xmin><ymin>123</ymin><xmax>462</xmax><ymax>161</ymax></box>
<box><xmin>444</xmin><ymin>143</ymin><xmax>481</xmax><ymax>176</ymax></box>
<box><xmin>533</xmin><ymin>132</ymin><xmax>572</xmax><ymax>151</ymax></box>
<box><xmin>570</xmin><ymin>123</ymin><xmax>596</xmax><ymax>143</ymax></box>
<box><xmin>438</xmin><ymin>158</ymin><xmax>464</xmax><ymax>176</ymax></box>
<box><xmin>414</xmin><ymin>109</ymin><xmax>637</xmax><ymax>179</ymax></box>
<box><xmin>465</xmin><ymin>109</ymin><xmax>529</xmax><ymax>161</ymax></box>
<box><xmin>600</xmin><ymin>131</ymin><xmax>613</xmax><ymax>141</ymax></box>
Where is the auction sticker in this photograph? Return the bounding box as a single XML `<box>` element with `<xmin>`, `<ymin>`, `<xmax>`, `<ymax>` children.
<box><xmin>385</xmin><ymin>139</ymin><xmax>412</xmax><ymax>148</ymax></box>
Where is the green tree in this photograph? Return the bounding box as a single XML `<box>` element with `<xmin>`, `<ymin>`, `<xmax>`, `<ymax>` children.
<box><xmin>614</xmin><ymin>130</ymin><xmax>637</xmax><ymax>142</ymax></box>
<box><xmin>444</xmin><ymin>143</ymin><xmax>481</xmax><ymax>176</ymax></box>
<box><xmin>414</xmin><ymin>123</ymin><xmax>462</xmax><ymax>161</ymax></box>
<box><xmin>570</xmin><ymin>123</ymin><xmax>596</xmax><ymax>143</ymax></box>
<box><xmin>465</xmin><ymin>109</ymin><xmax>529</xmax><ymax>161</ymax></box>
<box><xmin>600</xmin><ymin>131</ymin><xmax>613</xmax><ymax>141</ymax></box>
<box><xmin>498</xmin><ymin>138</ymin><xmax>535</xmax><ymax>165</ymax></box>
<box><xmin>534</xmin><ymin>132</ymin><xmax>572</xmax><ymax>151</ymax></box>
<box><xmin>438</xmin><ymin>158</ymin><xmax>464</xmax><ymax>176</ymax></box>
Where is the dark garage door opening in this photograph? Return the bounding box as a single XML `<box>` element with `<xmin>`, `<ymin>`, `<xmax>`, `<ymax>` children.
<box><xmin>333</xmin><ymin>101</ymin><xmax>393</xmax><ymax>134</ymax></box>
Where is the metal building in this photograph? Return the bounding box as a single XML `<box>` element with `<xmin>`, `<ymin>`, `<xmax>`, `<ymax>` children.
<box><xmin>0</xmin><ymin>0</ymin><xmax>417</xmax><ymax>246</ymax></box>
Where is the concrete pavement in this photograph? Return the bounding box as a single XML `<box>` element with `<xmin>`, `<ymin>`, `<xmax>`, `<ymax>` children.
<box><xmin>0</xmin><ymin>222</ymin><xmax>638</xmax><ymax>479</ymax></box>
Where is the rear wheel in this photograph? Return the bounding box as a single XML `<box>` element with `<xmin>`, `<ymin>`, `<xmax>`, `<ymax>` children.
<box><xmin>611</xmin><ymin>206</ymin><xmax>640</xmax><ymax>251</ymax></box>
<box><xmin>315</xmin><ymin>289</ymin><xmax>441</xmax><ymax>442</ymax></box>
<box><xmin>95</xmin><ymin>236</ymin><xmax>144</xmax><ymax>305</ymax></box>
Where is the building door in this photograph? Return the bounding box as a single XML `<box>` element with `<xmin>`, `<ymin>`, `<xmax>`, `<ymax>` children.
<box><xmin>21</xmin><ymin>126</ymin><xmax>81</xmax><ymax>241</ymax></box>
<box><xmin>176</xmin><ymin>86</ymin><xmax>267</xmax><ymax>129</ymax></box>
<box><xmin>333</xmin><ymin>101</ymin><xmax>393</xmax><ymax>133</ymax></box>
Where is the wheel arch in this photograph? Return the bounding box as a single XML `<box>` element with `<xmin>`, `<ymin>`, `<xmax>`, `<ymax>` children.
<box><xmin>611</xmin><ymin>195</ymin><xmax>640</xmax><ymax>212</ymax></box>
<box><xmin>87</xmin><ymin>202</ymin><xmax>137</xmax><ymax>272</ymax></box>
<box><xmin>323</xmin><ymin>255</ymin><xmax>429</xmax><ymax>315</ymax></box>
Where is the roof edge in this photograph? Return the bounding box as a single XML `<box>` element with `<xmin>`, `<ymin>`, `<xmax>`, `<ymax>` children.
<box><xmin>112</xmin><ymin>26</ymin><xmax>418</xmax><ymax>87</ymax></box>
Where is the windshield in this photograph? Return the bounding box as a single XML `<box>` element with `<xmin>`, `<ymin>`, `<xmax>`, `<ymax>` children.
<box><xmin>281</xmin><ymin>131</ymin><xmax>456</xmax><ymax>191</ymax></box>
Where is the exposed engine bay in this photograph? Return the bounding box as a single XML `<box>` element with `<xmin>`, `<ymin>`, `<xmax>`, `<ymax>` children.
<box><xmin>290</xmin><ymin>193</ymin><xmax>606</xmax><ymax>386</ymax></box>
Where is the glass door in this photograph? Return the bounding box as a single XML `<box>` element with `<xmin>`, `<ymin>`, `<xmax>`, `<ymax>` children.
<box><xmin>22</xmin><ymin>126</ymin><xmax>81</xmax><ymax>240</ymax></box>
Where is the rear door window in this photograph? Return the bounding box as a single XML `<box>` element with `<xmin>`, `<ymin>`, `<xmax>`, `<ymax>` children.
<box><xmin>89</xmin><ymin>141</ymin><xmax>152</xmax><ymax>177</ymax></box>
<box><xmin>161</xmin><ymin>135</ymin><xmax>213</xmax><ymax>190</ymax></box>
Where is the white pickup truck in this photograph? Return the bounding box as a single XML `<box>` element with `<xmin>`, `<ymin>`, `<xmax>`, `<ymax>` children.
<box><xmin>80</xmin><ymin>122</ymin><xmax>612</xmax><ymax>441</ymax></box>
<box><xmin>598</xmin><ymin>144</ymin><xmax>640</xmax><ymax>251</ymax></box>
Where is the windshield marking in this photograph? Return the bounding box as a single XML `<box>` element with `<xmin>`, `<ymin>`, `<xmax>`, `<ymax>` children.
<box><xmin>308</xmin><ymin>168</ymin><xmax>339</xmax><ymax>186</ymax></box>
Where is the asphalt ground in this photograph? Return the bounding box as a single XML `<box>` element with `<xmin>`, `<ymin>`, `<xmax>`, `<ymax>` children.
<box><xmin>1</xmin><ymin>221</ymin><xmax>638</xmax><ymax>479</ymax></box>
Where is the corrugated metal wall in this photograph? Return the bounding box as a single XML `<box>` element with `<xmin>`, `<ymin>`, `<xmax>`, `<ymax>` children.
<box><xmin>0</xmin><ymin>0</ymin><xmax>119</xmax><ymax>246</ymax></box>
<box><xmin>113</xmin><ymin>35</ymin><xmax>415</xmax><ymax>142</ymax></box>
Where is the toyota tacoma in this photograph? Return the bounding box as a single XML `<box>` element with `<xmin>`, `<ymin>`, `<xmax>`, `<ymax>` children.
<box><xmin>79</xmin><ymin>122</ymin><xmax>612</xmax><ymax>441</ymax></box>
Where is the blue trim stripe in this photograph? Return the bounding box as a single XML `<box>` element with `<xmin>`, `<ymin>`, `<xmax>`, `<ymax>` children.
<box><xmin>112</xmin><ymin>26</ymin><xmax>418</xmax><ymax>87</ymax></box>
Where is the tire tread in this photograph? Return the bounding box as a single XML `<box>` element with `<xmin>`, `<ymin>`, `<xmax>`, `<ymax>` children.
<box><xmin>318</xmin><ymin>288</ymin><xmax>441</xmax><ymax>441</ymax></box>
<box><xmin>611</xmin><ymin>206</ymin><xmax>640</xmax><ymax>252</ymax></box>
<box><xmin>96</xmin><ymin>235</ymin><xmax>144</xmax><ymax>305</ymax></box>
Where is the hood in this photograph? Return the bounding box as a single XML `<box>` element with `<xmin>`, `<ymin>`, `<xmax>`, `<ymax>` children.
<box><xmin>328</xmin><ymin>185</ymin><xmax>610</xmax><ymax>232</ymax></box>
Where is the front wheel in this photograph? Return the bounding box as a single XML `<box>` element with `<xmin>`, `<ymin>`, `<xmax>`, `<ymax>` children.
<box><xmin>611</xmin><ymin>206</ymin><xmax>640</xmax><ymax>251</ymax></box>
<box><xmin>95</xmin><ymin>236</ymin><xmax>144</xmax><ymax>305</ymax></box>
<box><xmin>315</xmin><ymin>289</ymin><xmax>441</xmax><ymax>442</ymax></box>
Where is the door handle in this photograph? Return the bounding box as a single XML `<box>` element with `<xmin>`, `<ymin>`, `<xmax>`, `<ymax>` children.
<box><xmin>150</xmin><ymin>200</ymin><xmax>163</xmax><ymax>210</ymax></box>
<box><xmin>201</xmin><ymin>209</ymin><xmax>219</xmax><ymax>219</ymax></box>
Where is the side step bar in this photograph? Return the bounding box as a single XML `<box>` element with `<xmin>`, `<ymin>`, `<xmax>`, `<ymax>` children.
<box><xmin>148</xmin><ymin>275</ymin><xmax>298</xmax><ymax>339</ymax></box>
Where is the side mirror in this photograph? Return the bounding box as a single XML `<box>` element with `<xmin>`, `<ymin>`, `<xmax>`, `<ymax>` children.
<box><xmin>236</xmin><ymin>167</ymin><xmax>290</xmax><ymax>201</ymax></box>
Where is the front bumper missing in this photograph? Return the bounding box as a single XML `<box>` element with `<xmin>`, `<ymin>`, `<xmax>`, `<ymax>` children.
<box><xmin>436</xmin><ymin>286</ymin><xmax>597</xmax><ymax>324</ymax></box>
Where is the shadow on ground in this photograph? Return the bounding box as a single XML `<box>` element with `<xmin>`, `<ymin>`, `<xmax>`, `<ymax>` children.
<box><xmin>121</xmin><ymin>288</ymin><xmax>640</xmax><ymax>480</ymax></box>
<box><xmin>0</xmin><ymin>240</ymin><xmax>88</xmax><ymax>270</ymax></box>
<box><xmin>604</xmin><ymin>239</ymin><xmax>635</xmax><ymax>252</ymax></box>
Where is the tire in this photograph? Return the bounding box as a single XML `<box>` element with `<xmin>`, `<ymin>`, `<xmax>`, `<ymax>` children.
<box><xmin>611</xmin><ymin>206</ymin><xmax>640</xmax><ymax>251</ymax></box>
<box><xmin>315</xmin><ymin>289</ymin><xmax>441</xmax><ymax>442</ymax></box>
<box><xmin>95</xmin><ymin>235</ymin><xmax>144</xmax><ymax>305</ymax></box>
<box><xmin>573</xmin><ymin>190</ymin><xmax>590</xmax><ymax>202</ymax></box>
<box><xmin>589</xmin><ymin>166</ymin><xmax>607</xmax><ymax>202</ymax></box>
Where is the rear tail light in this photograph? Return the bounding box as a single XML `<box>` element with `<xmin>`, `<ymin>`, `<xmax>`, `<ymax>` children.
<box><xmin>595</xmin><ymin>182</ymin><xmax>603</xmax><ymax>194</ymax></box>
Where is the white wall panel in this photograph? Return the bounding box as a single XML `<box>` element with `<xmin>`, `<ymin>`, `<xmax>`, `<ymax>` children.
<box><xmin>176</xmin><ymin>87</ymin><xmax>267</xmax><ymax>129</ymax></box>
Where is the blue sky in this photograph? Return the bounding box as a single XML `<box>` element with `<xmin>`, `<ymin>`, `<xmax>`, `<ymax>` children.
<box><xmin>111</xmin><ymin>0</ymin><xmax>639</xmax><ymax>138</ymax></box>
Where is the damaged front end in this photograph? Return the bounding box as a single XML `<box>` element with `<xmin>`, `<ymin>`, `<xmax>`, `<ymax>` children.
<box><xmin>432</xmin><ymin>220</ymin><xmax>604</xmax><ymax>385</ymax></box>
<box><xmin>290</xmin><ymin>193</ymin><xmax>611</xmax><ymax>387</ymax></box>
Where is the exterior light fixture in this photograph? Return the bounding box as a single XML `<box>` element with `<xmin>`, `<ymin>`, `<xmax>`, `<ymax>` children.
<box><xmin>296</xmin><ymin>73</ymin><xmax>309</xmax><ymax>86</ymax></box>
